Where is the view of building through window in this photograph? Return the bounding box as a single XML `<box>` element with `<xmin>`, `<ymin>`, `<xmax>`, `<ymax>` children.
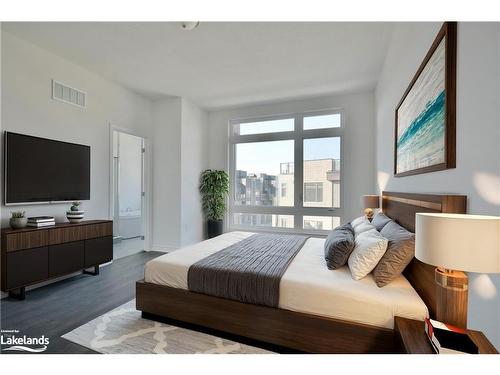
<box><xmin>231</xmin><ymin>112</ymin><xmax>342</xmax><ymax>232</ymax></box>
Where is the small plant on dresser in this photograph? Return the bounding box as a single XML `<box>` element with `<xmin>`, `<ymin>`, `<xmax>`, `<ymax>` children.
<box><xmin>10</xmin><ymin>210</ymin><xmax>27</xmax><ymax>229</ymax></box>
<box><xmin>70</xmin><ymin>201</ymin><xmax>81</xmax><ymax>211</ymax></box>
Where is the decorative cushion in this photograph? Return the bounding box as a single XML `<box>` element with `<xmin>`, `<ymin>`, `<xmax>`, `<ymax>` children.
<box><xmin>350</xmin><ymin>216</ymin><xmax>367</xmax><ymax>228</ymax></box>
<box><xmin>353</xmin><ymin>221</ymin><xmax>375</xmax><ymax>236</ymax></box>
<box><xmin>372</xmin><ymin>221</ymin><xmax>415</xmax><ymax>287</ymax></box>
<box><xmin>371</xmin><ymin>212</ymin><xmax>392</xmax><ymax>231</ymax></box>
<box><xmin>348</xmin><ymin>228</ymin><xmax>389</xmax><ymax>280</ymax></box>
<box><xmin>324</xmin><ymin>223</ymin><xmax>355</xmax><ymax>270</ymax></box>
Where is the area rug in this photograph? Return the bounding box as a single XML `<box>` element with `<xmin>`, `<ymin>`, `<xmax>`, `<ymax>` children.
<box><xmin>62</xmin><ymin>300</ymin><xmax>272</xmax><ymax>354</ymax></box>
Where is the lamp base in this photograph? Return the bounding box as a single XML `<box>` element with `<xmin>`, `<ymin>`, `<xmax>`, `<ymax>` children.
<box><xmin>364</xmin><ymin>208</ymin><xmax>374</xmax><ymax>221</ymax></box>
<box><xmin>435</xmin><ymin>268</ymin><xmax>468</xmax><ymax>329</ymax></box>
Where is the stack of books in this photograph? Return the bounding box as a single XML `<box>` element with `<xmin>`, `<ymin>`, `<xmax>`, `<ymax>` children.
<box><xmin>425</xmin><ymin>318</ymin><xmax>478</xmax><ymax>354</ymax></box>
<box><xmin>27</xmin><ymin>216</ymin><xmax>56</xmax><ymax>227</ymax></box>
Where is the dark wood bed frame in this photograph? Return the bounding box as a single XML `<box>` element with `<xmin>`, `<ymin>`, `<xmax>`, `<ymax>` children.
<box><xmin>136</xmin><ymin>191</ymin><xmax>467</xmax><ymax>353</ymax></box>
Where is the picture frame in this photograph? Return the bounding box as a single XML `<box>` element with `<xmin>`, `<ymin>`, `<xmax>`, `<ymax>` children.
<box><xmin>394</xmin><ymin>22</ymin><xmax>457</xmax><ymax>177</ymax></box>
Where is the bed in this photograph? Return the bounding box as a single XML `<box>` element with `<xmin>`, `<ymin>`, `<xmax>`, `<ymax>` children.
<box><xmin>145</xmin><ymin>232</ymin><xmax>428</xmax><ymax>329</ymax></box>
<box><xmin>136</xmin><ymin>192</ymin><xmax>467</xmax><ymax>353</ymax></box>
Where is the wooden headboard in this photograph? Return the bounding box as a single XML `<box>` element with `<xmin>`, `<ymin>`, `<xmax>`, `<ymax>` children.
<box><xmin>381</xmin><ymin>191</ymin><xmax>467</xmax><ymax>319</ymax></box>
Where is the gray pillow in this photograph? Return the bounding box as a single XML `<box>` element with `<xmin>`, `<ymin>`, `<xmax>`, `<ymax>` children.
<box><xmin>372</xmin><ymin>220</ymin><xmax>415</xmax><ymax>287</ymax></box>
<box><xmin>371</xmin><ymin>212</ymin><xmax>392</xmax><ymax>231</ymax></box>
<box><xmin>324</xmin><ymin>223</ymin><xmax>355</xmax><ymax>270</ymax></box>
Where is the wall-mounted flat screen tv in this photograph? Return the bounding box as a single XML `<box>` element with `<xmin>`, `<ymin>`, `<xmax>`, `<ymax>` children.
<box><xmin>4</xmin><ymin>132</ymin><xmax>90</xmax><ymax>204</ymax></box>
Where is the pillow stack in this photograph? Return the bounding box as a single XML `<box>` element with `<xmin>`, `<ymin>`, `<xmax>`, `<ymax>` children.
<box><xmin>323</xmin><ymin>213</ymin><xmax>416</xmax><ymax>287</ymax></box>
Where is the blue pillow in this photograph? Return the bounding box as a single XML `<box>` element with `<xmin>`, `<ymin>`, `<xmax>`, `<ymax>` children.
<box><xmin>324</xmin><ymin>223</ymin><xmax>355</xmax><ymax>270</ymax></box>
<box><xmin>371</xmin><ymin>212</ymin><xmax>392</xmax><ymax>231</ymax></box>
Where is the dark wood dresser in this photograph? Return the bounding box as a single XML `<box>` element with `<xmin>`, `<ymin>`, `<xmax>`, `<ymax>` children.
<box><xmin>1</xmin><ymin>220</ymin><xmax>113</xmax><ymax>299</ymax></box>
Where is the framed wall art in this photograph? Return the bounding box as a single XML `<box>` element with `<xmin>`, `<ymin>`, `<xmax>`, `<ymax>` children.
<box><xmin>394</xmin><ymin>22</ymin><xmax>457</xmax><ymax>177</ymax></box>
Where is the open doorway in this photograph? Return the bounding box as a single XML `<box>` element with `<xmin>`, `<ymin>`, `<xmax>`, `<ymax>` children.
<box><xmin>111</xmin><ymin>129</ymin><xmax>146</xmax><ymax>259</ymax></box>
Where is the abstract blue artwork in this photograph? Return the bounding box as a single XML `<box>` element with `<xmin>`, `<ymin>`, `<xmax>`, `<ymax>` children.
<box><xmin>396</xmin><ymin>38</ymin><xmax>446</xmax><ymax>175</ymax></box>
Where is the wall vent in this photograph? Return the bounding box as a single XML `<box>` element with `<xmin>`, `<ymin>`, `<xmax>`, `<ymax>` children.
<box><xmin>52</xmin><ymin>80</ymin><xmax>86</xmax><ymax>108</ymax></box>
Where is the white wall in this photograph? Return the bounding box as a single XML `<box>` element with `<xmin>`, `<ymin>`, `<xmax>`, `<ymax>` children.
<box><xmin>1</xmin><ymin>31</ymin><xmax>208</xmax><ymax>256</ymax></box>
<box><xmin>0</xmin><ymin>31</ymin><xmax>153</xmax><ymax>227</ymax></box>
<box><xmin>151</xmin><ymin>97</ymin><xmax>208</xmax><ymax>251</ymax></box>
<box><xmin>375</xmin><ymin>22</ymin><xmax>500</xmax><ymax>348</ymax></box>
<box><xmin>180</xmin><ymin>98</ymin><xmax>208</xmax><ymax>245</ymax></box>
<box><xmin>207</xmin><ymin>91</ymin><xmax>377</xmax><ymax>223</ymax></box>
<box><xmin>151</xmin><ymin>97</ymin><xmax>182</xmax><ymax>251</ymax></box>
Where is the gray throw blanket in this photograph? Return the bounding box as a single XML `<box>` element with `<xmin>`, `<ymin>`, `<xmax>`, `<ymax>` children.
<box><xmin>187</xmin><ymin>233</ymin><xmax>308</xmax><ymax>307</ymax></box>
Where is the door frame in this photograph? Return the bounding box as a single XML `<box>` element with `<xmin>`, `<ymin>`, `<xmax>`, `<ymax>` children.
<box><xmin>108</xmin><ymin>124</ymin><xmax>152</xmax><ymax>252</ymax></box>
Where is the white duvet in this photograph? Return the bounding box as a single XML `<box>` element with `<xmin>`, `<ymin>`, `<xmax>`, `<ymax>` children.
<box><xmin>145</xmin><ymin>231</ymin><xmax>428</xmax><ymax>329</ymax></box>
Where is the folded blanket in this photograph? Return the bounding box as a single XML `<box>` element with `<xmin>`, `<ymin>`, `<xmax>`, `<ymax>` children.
<box><xmin>187</xmin><ymin>233</ymin><xmax>308</xmax><ymax>307</ymax></box>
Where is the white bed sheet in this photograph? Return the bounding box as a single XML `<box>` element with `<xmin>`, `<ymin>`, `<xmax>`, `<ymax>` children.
<box><xmin>144</xmin><ymin>231</ymin><xmax>428</xmax><ymax>329</ymax></box>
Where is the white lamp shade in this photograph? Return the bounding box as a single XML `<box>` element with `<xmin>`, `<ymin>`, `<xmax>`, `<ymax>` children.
<box><xmin>415</xmin><ymin>213</ymin><xmax>500</xmax><ymax>273</ymax></box>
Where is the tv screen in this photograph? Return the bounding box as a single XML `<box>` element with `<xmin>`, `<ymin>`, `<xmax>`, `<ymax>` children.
<box><xmin>4</xmin><ymin>132</ymin><xmax>90</xmax><ymax>204</ymax></box>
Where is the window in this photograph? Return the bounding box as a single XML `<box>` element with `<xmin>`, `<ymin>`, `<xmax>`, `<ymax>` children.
<box><xmin>304</xmin><ymin>182</ymin><xmax>323</xmax><ymax>203</ymax></box>
<box><xmin>235</xmin><ymin>140</ymin><xmax>293</xmax><ymax>207</ymax></box>
<box><xmin>303</xmin><ymin>113</ymin><xmax>341</xmax><ymax>130</ymax></box>
<box><xmin>303</xmin><ymin>219</ymin><xmax>323</xmax><ymax>230</ymax></box>
<box><xmin>281</xmin><ymin>183</ymin><xmax>287</xmax><ymax>198</ymax></box>
<box><xmin>232</xmin><ymin>213</ymin><xmax>294</xmax><ymax>229</ymax></box>
<box><xmin>303</xmin><ymin>216</ymin><xmax>340</xmax><ymax>231</ymax></box>
<box><xmin>235</xmin><ymin>118</ymin><xmax>294</xmax><ymax>136</ymax></box>
<box><xmin>303</xmin><ymin>137</ymin><xmax>340</xmax><ymax>208</ymax></box>
<box><xmin>229</xmin><ymin>110</ymin><xmax>343</xmax><ymax>233</ymax></box>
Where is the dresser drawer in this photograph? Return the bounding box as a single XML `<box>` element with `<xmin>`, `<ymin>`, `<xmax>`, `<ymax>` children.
<box><xmin>4</xmin><ymin>230</ymin><xmax>48</xmax><ymax>252</ymax></box>
<box><xmin>84</xmin><ymin>222</ymin><xmax>113</xmax><ymax>240</ymax></box>
<box><xmin>6</xmin><ymin>247</ymin><xmax>49</xmax><ymax>289</ymax></box>
<box><xmin>49</xmin><ymin>241</ymin><xmax>85</xmax><ymax>277</ymax></box>
<box><xmin>49</xmin><ymin>225</ymin><xmax>86</xmax><ymax>245</ymax></box>
<box><xmin>85</xmin><ymin>236</ymin><xmax>113</xmax><ymax>267</ymax></box>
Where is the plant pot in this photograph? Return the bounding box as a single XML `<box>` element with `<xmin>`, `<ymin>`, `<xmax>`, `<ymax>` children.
<box><xmin>207</xmin><ymin>219</ymin><xmax>223</xmax><ymax>239</ymax></box>
<box><xmin>10</xmin><ymin>217</ymin><xmax>28</xmax><ymax>229</ymax></box>
<box><xmin>67</xmin><ymin>210</ymin><xmax>84</xmax><ymax>224</ymax></box>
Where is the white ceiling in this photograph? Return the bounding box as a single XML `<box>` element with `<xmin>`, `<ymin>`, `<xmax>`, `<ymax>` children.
<box><xmin>3</xmin><ymin>22</ymin><xmax>393</xmax><ymax>110</ymax></box>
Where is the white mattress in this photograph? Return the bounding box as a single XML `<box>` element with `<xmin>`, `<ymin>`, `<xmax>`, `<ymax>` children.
<box><xmin>144</xmin><ymin>231</ymin><xmax>428</xmax><ymax>329</ymax></box>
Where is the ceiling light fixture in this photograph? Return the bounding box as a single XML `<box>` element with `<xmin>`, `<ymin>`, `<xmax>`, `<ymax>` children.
<box><xmin>180</xmin><ymin>22</ymin><xmax>200</xmax><ymax>31</ymax></box>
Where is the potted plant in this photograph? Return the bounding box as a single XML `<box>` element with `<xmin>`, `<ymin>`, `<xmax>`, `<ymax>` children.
<box><xmin>199</xmin><ymin>169</ymin><xmax>229</xmax><ymax>238</ymax></box>
<box><xmin>70</xmin><ymin>201</ymin><xmax>81</xmax><ymax>211</ymax></box>
<box><xmin>10</xmin><ymin>210</ymin><xmax>27</xmax><ymax>229</ymax></box>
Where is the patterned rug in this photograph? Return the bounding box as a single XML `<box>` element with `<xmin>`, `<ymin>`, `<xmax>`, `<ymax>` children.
<box><xmin>62</xmin><ymin>300</ymin><xmax>272</xmax><ymax>354</ymax></box>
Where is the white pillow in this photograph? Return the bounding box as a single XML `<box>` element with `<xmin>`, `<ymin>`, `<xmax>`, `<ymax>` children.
<box><xmin>348</xmin><ymin>228</ymin><xmax>389</xmax><ymax>280</ymax></box>
<box><xmin>351</xmin><ymin>216</ymin><xmax>367</xmax><ymax>228</ymax></box>
<box><xmin>354</xmin><ymin>221</ymin><xmax>375</xmax><ymax>236</ymax></box>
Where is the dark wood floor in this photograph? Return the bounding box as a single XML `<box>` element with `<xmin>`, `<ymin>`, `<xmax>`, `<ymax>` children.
<box><xmin>1</xmin><ymin>251</ymin><xmax>162</xmax><ymax>354</ymax></box>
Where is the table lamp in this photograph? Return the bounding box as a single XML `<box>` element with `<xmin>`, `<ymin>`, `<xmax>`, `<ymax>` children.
<box><xmin>415</xmin><ymin>213</ymin><xmax>500</xmax><ymax>328</ymax></box>
<box><xmin>362</xmin><ymin>195</ymin><xmax>380</xmax><ymax>221</ymax></box>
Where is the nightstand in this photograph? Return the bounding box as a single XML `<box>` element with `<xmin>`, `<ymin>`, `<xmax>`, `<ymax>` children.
<box><xmin>394</xmin><ymin>316</ymin><xmax>498</xmax><ymax>354</ymax></box>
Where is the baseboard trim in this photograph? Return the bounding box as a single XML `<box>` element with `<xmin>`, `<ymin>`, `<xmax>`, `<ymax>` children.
<box><xmin>151</xmin><ymin>244</ymin><xmax>178</xmax><ymax>253</ymax></box>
